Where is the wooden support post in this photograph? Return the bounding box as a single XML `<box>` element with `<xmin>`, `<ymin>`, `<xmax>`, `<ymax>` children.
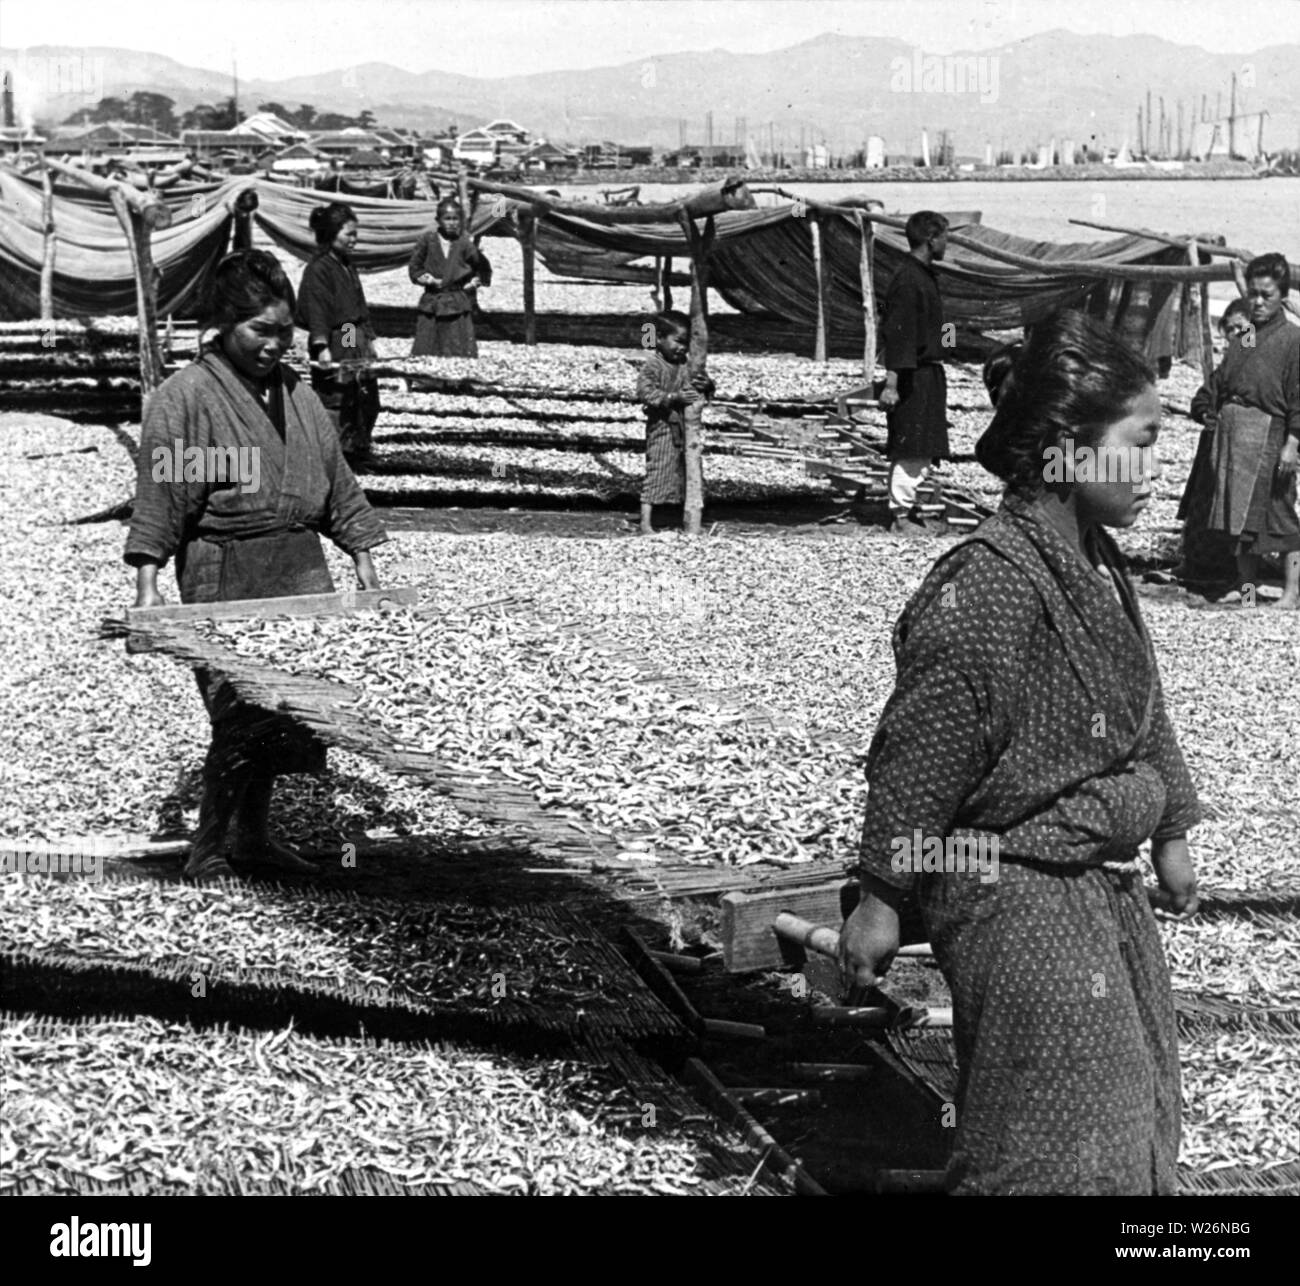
<box><xmin>661</xmin><ymin>256</ymin><xmax>673</xmax><ymax>311</ymax></box>
<box><xmin>855</xmin><ymin>210</ymin><xmax>876</xmax><ymax>382</ymax></box>
<box><xmin>39</xmin><ymin>159</ymin><xmax>56</xmax><ymax>322</ymax></box>
<box><xmin>679</xmin><ymin>211</ymin><xmax>714</xmax><ymax>537</ymax></box>
<box><xmin>108</xmin><ymin>188</ymin><xmax>164</xmax><ymax>400</ymax></box>
<box><xmin>131</xmin><ymin>208</ymin><xmax>161</xmax><ymax>381</ymax></box>
<box><xmin>457</xmin><ymin>165</ymin><xmax>471</xmax><ymax>215</ymax></box>
<box><xmin>1192</xmin><ymin>240</ymin><xmax>1214</xmax><ymax>378</ymax></box>
<box><xmin>810</xmin><ymin>212</ymin><xmax>828</xmax><ymax>363</ymax></box>
<box><xmin>521</xmin><ymin>210</ymin><xmax>537</xmax><ymax>346</ymax></box>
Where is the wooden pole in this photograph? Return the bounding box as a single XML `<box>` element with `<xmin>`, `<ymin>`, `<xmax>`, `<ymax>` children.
<box><xmin>108</xmin><ymin>188</ymin><xmax>163</xmax><ymax>399</ymax></box>
<box><xmin>521</xmin><ymin>209</ymin><xmax>537</xmax><ymax>346</ymax></box>
<box><xmin>856</xmin><ymin>211</ymin><xmax>877</xmax><ymax>383</ymax></box>
<box><xmin>810</xmin><ymin>212</ymin><xmax>828</xmax><ymax>363</ymax></box>
<box><xmin>679</xmin><ymin>211</ymin><xmax>713</xmax><ymax>537</ymax></box>
<box><xmin>41</xmin><ymin>154</ymin><xmax>172</xmax><ymax>228</ymax></box>
<box><xmin>1067</xmin><ymin>217</ymin><xmax>1257</xmax><ymax>264</ymax></box>
<box><xmin>39</xmin><ymin>158</ymin><xmax>56</xmax><ymax>322</ymax></box>
<box><xmin>1193</xmin><ymin>240</ymin><xmax>1214</xmax><ymax>378</ymax></box>
<box><xmin>1229</xmin><ymin>73</ymin><xmax>1237</xmax><ymax>158</ymax></box>
<box><xmin>464</xmin><ymin>174</ymin><xmax>754</xmax><ymax>225</ymax></box>
<box><xmin>661</xmin><ymin>256</ymin><xmax>673</xmax><ymax>311</ymax></box>
<box><xmin>457</xmin><ymin>165</ymin><xmax>471</xmax><ymax>215</ymax></box>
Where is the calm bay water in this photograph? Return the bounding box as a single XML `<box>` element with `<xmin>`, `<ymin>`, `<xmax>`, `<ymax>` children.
<box><xmin>558</xmin><ymin>176</ymin><xmax>1300</xmax><ymax>304</ymax></box>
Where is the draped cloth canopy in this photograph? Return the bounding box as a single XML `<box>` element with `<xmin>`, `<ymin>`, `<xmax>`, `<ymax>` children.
<box><xmin>0</xmin><ymin>171</ymin><xmax>1232</xmax><ymax>356</ymax></box>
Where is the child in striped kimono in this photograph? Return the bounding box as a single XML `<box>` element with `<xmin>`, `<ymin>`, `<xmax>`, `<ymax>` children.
<box><xmin>636</xmin><ymin>312</ymin><xmax>714</xmax><ymax>534</ymax></box>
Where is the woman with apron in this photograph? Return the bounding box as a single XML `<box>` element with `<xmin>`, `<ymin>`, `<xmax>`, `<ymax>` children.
<box><xmin>1190</xmin><ymin>252</ymin><xmax>1300</xmax><ymax>609</ymax></box>
<box><xmin>296</xmin><ymin>201</ymin><xmax>381</xmax><ymax>465</ymax></box>
<box><xmin>125</xmin><ymin>249</ymin><xmax>390</xmax><ymax>882</ymax></box>
<box><xmin>408</xmin><ymin>198</ymin><xmax>491</xmax><ymax>357</ymax></box>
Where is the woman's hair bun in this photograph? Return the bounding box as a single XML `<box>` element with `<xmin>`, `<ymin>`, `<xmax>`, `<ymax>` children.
<box><xmin>974</xmin><ymin>310</ymin><xmax>1155</xmax><ymax>498</ymax></box>
<box><xmin>982</xmin><ymin>341</ymin><xmax>1022</xmax><ymax>407</ymax></box>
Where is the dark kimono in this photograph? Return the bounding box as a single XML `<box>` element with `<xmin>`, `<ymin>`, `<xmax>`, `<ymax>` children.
<box><xmin>408</xmin><ymin>228</ymin><xmax>492</xmax><ymax>357</ymax></box>
<box><xmin>859</xmin><ymin>497</ymin><xmax>1201</xmax><ymax>1195</ymax></box>
<box><xmin>125</xmin><ymin>348</ymin><xmax>388</xmax><ymax>778</ymax></box>
<box><xmin>1189</xmin><ymin>313</ymin><xmax>1300</xmax><ymax>557</ymax></box>
<box><xmin>881</xmin><ymin>254</ymin><xmax>950</xmax><ymax>461</ymax></box>
<box><xmin>1175</xmin><ymin>424</ymin><xmax>1233</xmax><ymax>584</ymax></box>
<box><xmin>295</xmin><ymin>248</ymin><xmax>381</xmax><ymax>459</ymax></box>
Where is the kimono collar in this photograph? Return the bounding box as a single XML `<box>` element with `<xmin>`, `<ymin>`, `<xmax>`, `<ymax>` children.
<box><xmin>901</xmin><ymin>252</ymin><xmax>937</xmax><ymax>281</ymax></box>
<box><xmin>959</xmin><ymin>494</ymin><xmax>1157</xmax><ymax>745</ymax></box>
<box><xmin>1254</xmin><ymin>310</ymin><xmax>1287</xmax><ymax>339</ymax></box>
<box><xmin>998</xmin><ymin>492</ymin><xmax>1142</xmax><ymax>630</ymax></box>
<box><xmin>198</xmin><ymin>348</ymin><xmax>310</xmax><ymax>513</ymax></box>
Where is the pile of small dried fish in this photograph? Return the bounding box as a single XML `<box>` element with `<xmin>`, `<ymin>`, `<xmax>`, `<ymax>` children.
<box><xmin>1179</xmin><ymin>1031</ymin><xmax>1300</xmax><ymax>1172</ymax></box>
<box><xmin>204</xmin><ymin>607</ymin><xmax>868</xmax><ymax>868</ymax></box>
<box><xmin>1161</xmin><ymin>911</ymin><xmax>1300</xmax><ymax>1007</ymax></box>
<box><xmin>360</xmin><ymin>439</ymin><xmax>831</xmax><ymax>506</ymax></box>
<box><xmin>0</xmin><ymin>875</ymin><xmax>615</xmax><ymax>1011</ymax></box>
<box><xmin>366</xmin><ymin>342</ymin><xmax>860</xmax><ymax>405</ymax></box>
<box><xmin>0</xmin><ymin>1014</ymin><xmax>736</xmax><ymax>1195</ymax></box>
<box><xmin>394</xmin><ymin>529</ymin><xmax>932</xmax><ymax>741</ymax></box>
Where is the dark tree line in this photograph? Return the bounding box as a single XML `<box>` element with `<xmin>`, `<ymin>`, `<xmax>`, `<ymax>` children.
<box><xmin>61</xmin><ymin>93</ymin><xmax>377</xmax><ymax>136</ymax></box>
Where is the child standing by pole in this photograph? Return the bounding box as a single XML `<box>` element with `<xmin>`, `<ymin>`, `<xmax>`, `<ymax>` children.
<box><xmin>637</xmin><ymin>311</ymin><xmax>714</xmax><ymax>534</ymax></box>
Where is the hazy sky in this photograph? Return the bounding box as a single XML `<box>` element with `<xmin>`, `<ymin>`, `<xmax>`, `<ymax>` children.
<box><xmin>2</xmin><ymin>0</ymin><xmax>1295</xmax><ymax>80</ymax></box>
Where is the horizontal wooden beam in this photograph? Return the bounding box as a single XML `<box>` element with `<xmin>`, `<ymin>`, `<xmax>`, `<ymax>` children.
<box><xmin>466</xmin><ymin>175</ymin><xmax>755</xmax><ymax>225</ymax></box>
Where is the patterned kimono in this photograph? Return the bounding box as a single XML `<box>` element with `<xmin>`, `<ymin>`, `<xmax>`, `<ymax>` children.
<box><xmin>859</xmin><ymin>496</ymin><xmax>1202</xmax><ymax>1195</ymax></box>
<box><xmin>295</xmin><ymin>248</ymin><xmax>381</xmax><ymax>459</ymax></box>
<box><xmin>408</xmin><ymin>228</ymin><xmax>492</xmax><ymax>357</ymax></box>
<box><xmin>638</xmin><ymin>351</ymin><xmax>691</xmax><ymax>504</ymax></box>
<box><xmin>1189</xmin><ymin>313</ymin><xmax>1300</xmax><ymax>557</ymax></box>
<box><xmin>125</xmin><ymin>347</ymin><xmax>389</xmax><ymax>777</ymax></box>
<box><xmin>634</xmin><ymin>353</ymin><xmax>717</xmax><ymax>509</ymax></box>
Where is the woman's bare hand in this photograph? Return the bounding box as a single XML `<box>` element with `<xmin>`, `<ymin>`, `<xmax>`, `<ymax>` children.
<box><xmin>838</xmin><ymin>894</ymin><xmax>901</xmax><ymax>991</ymax></box>
<box><xmin>1150</xmin><ymin>836</ymin><xmax>1199</xmax><ymax>917</ymax></box>
<box><xmin>353</xmin><ymin>551</ymin><xmax>381</xmax><ymax>592</ymax></box>
<box><xmin>133</xmin><ymin>562</ymin><xmax>164</xmax><ymax>609</ymax></box>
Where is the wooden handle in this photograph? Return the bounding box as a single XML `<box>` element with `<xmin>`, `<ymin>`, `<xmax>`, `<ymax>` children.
<box><xmin>774</xmin><ymin>912</ymin><xmax>840</xmax><ymax>958</ymax></box>
<box><xmin>774</xmin><ymin>912</ymin><xmax>933</xmax><ymax>959</ymax></box>
<box><xmin>813</xmin><ymin>1004</ymin><xmax>953</xmax><ymax>1030</ymax></box>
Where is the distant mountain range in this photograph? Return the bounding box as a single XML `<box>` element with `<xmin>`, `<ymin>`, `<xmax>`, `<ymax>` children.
<box><xmin>5</xmin><ymin>33</ymin><xmax>1299</xmax><ymax>154</ymax></box>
